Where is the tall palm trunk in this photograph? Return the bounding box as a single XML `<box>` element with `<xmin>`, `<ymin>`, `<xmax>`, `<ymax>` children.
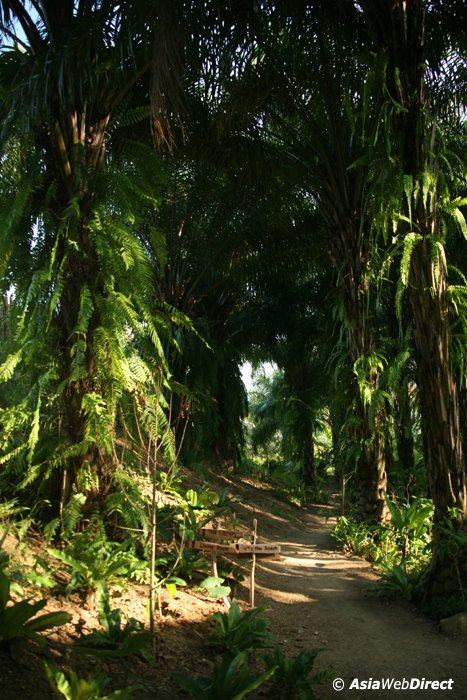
<box><xmin>362</xmin><ymin>0</ymin><xmax>466</xmax><ymax>597</ymax></box>
<box><xmin>302</xmin><ymin>431</ymin><xmax>315</xmax><ymax>490</ymax></box>
<box><xmin>348</xmin><ymin>375</ymin><xmax>387</xmax><ymax>522</ymax></box>
<box><xmin>336</xmin><ymin>232</ymin><xmax>387</xmax><ymax>522</ymax></box>
<box><xmin>1</xmin><ymin>294</ymin><xmax>9</xmax><ymax>340</ymax></box>
<box><xmin>460</xmin><ymin>381</ymin><xmax>467</xmax><ymax>474</ymax></box>
<box><xmin>408</xmin><ymin>241</ymin><xmax>465</xmax><ymax>597</ymax></box>
<box><xmin>386</xmin><ymin>270</ymin><xmax>416</xmax><ymax>497</ymax></box>
<box><xmin>395</xmin><ymin>377</ymin><xmax>416</xmax><ymax>498</ymax></box>
<box><xmin>330</xmin><ymin>383</ymin><xmax>349</xmax><ymax>476</ymax></box>
<box><xmin>49</xmin><ymin>113</ymin><xmax>112</xmax><ymax>510</ymax></box>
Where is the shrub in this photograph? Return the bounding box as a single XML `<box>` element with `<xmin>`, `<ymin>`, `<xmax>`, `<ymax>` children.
<box><xmin>210</xmin><ymin>600</ymin><xmax>274</xmax><ymax>655</ymax></box>
<box><xmin>44</xmin><ymin>663</ymin><xmax>137</xmax><ymax>699</ymax></box>
<box><xmin>174</xmin><ymin>651</ymin><xmax>275</xmax><ymax>700</ymax></box>
<box><xmin>48</xmin><ymin>535</ymin><xmax>146</xmax><ymax>597</ymax></box>
<box><xmin>263</xmin><ymin>646</ymin><xmax>328</xmax><ymax>699</ymax></box>
<box><xmin>74</xmin><ymin>590</ymin><xmax>152</xmax><ymax>661</ymax></box>
<box><xmin>0</xmin><ymin>567</ymin><xmax>71</xmax><ymax>646</ymax></box>
<box><xmin>374</xmin><ymin>564</ymin><xmax>425</xmax><ymax>601</ymax></box>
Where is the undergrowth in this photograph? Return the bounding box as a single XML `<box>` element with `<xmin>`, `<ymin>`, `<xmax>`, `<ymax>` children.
<box><xmin>174</xmin><ymin>600</ymin><xmax>327</xmax><ymax>699</ymax></box>
<box><xmin>332</xmin><ymin>496</ymin><xmax>467</xmax><ymax>619</ymax></box>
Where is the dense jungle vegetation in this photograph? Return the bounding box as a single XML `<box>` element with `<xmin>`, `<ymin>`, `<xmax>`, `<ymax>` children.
<box><xmin>0</xmin><ymin>1</ymin><xmax>466</xmax><ymax>698</ymax></box>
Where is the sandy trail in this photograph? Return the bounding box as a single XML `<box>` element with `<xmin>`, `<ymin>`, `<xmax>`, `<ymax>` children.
<box><xmin>226</xmin><ymin>478</ymin><xmax>467</xmax><ymax>700</ymax></box>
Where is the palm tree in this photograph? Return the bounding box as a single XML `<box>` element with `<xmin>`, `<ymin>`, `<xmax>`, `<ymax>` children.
<box><xmin>0</xmin><ymin>2</ymin><xmax>181</xmax><ymax>509</ymax></box>
<box><xmin>231</xmin><ymin>2</ymin><xmax>391</xmax><ymax>520</ymax></box>
<box><xmin>361</xmin><ymin>0</ymin><xmax>466</xmax><ymax>599</ymax></box>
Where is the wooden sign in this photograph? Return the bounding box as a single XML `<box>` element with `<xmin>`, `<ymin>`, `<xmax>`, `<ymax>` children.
<box><xmin>186</xmin><ymin>540</ymin><xmax>231</xmax><ymax>552</ymax></box>
<box><xmin>187</xmin><ymin>539</ymin><xmax>280</xmax><ymax>556</ymax></box>
<box><xmin>228</xmin><ymin>542</ymin><xmax>281</xmax><ymax>555</ymax></box>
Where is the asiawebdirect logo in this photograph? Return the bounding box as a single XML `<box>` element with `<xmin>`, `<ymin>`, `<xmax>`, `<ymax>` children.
<box><xmin>332</xmin><ymin>677</ymin><xmax>455</xmax><ymax>692</ymax></box>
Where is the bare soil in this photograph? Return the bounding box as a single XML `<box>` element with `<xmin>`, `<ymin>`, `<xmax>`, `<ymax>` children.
<box><xmin>1</xmin><ymin>473</ymin><xmax>466</xmax><ymax>699</ymax></box>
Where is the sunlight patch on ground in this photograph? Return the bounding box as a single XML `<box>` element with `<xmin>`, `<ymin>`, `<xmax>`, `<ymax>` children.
<box><xmin>257</xmin><ymin>586</ymin><xmax>315</xmax><ymax>604</ymax></box>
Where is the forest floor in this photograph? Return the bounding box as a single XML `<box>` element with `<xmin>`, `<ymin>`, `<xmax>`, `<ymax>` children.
<box><xmin>1</xmin><ymin>471</ymin><xmax>466</xmax><ymax>699</ymax></box>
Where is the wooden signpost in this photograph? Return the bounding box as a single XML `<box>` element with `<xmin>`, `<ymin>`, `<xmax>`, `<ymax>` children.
<box><xmin>187</xmin><ymin>519</ymin><xmax>281</xmax><ymax>607</ymax></box>
<box><xmin>250</xmin><ymin>518</ymin><xmax>257</xmax><ymax>608</ymax></box>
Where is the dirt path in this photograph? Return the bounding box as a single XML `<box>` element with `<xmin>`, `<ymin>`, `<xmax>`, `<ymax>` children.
<box><xmin>225</xmin><ymin>477</ymin><xmax>467</xmax><ymax>700</ymax></box>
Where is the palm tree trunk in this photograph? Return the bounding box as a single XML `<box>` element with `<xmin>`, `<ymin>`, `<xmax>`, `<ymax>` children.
<box><xmin>47</xmin><ymin>114</ymin><xmax>112</xmax><ymax>511</ymax></box>
<box><xmin>395</xmin><ymin>376</ymin><xmax>416</xmax><ymax>498</ymax></box>
<box><xmin>340</xmin><ymin>247</ymin><xmax>388</xmax><ymax>523</ymax></box>
<box><xmin>0</xmin><ymin>294</ymin><xmax>9</xmax><ymax>340</ymax></box>
<box><xmin>408</xmin><ymin>242</ymin><xmax>466</xmax><ymax>597</ymax></box>
<box><xmin>330</xmin><ymin>388</ymin><xmax>348</xmax><ymax>476</ymax></box>
<box><xmin>460</xmin><ymin>380</ymin><xmax>467</xmax><ymax>475</ymax></box>
<box><xmin>350</xmin><ymin>378</ymin><xmax>387</xmax><ymax>522</ymax></box>
<box><xmin>302</xmin><ymin>434</ymin><xmax>315</xmax><ymax>489</ymax></box>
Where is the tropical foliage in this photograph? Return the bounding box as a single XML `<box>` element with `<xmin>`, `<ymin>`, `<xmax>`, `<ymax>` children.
<box><xmin>0</xmin><ymin>0</ymin><xmax>465</xmax><ymax>694</ymax></box>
